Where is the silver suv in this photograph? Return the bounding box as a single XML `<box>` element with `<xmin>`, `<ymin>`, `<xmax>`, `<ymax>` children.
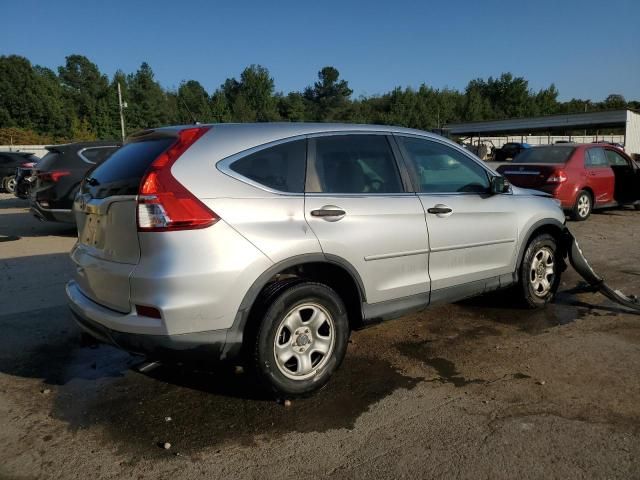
<box><xmin>66</xmin><ymin>123</ymin><xmax>566</xmax><ymax>396</ymax></box>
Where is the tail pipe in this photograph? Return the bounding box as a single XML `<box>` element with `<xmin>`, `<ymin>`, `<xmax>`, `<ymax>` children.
<box><xmin>563</xmin><ymin>229</ymin><xmax>640</xmax><ymax>314</ymax></box>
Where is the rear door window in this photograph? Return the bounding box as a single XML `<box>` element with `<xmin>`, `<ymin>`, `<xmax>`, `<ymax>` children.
<box><xmin>229</xmin><ymin>139</ymin><xmax>306</xmax><ymax>193</ymax></box>
<box><xmin>84</xmin><ymin>138</ymin><xmax>174</xmax><ymax>199</ymax></box>
<box><xmin>604</xmin><ymin>149</ymin><xmax>629</xmax><ymax>167</ymax></box>
<box><xmin>585</xmin><ymin>148</ymin><xmax>608</xmax><ymax>168</ymax></box>
<box><xmin>307</xmin><ymin>135</ymin><xmax>403</xmax><ymax>194</ymax></box>
<box><xmin>397</xmin><ymin>136</ymin><xmax>490</xmax><ymax>193</ymax></box>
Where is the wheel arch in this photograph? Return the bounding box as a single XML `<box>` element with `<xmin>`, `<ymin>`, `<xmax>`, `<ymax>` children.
<box><xmin>579</xmin><ymin>187</ymin><xmax>594</xmax><ymax>204</ymax></box>
<box><xmin>222</xmin><ymin>254</ymin><xmax>366</xmax><ymax>360</ymax></box>
<box><xmin>515</xmin><ymin>219</ymin><xmax>567</xmax><ymax>282</ymax></box>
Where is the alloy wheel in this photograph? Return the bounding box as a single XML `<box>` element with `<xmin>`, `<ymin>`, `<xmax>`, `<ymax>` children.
<box><xmin>577</xmin><ymin>194</ymin><xmax>590</xmax><ymax>218</ymax></box>
<box><xmin>529</xmin><ymin>247</ymin><xmax>555</xmax><ymax>297</ymax></box>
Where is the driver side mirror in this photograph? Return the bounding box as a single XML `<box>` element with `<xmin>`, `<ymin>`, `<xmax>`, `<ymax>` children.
<box><xmin>490</xmin><ymin>175</ymin><xmax>511</xmax><ymax>194</ymax></box>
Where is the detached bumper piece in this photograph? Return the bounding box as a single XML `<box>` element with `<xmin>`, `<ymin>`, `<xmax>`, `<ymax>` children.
<box><xmin>564</xmin><ymin>229</ymin><xmax>640</xmax><ymax>314</ymax></box>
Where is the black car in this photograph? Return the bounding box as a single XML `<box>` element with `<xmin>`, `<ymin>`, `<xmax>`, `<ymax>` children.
<box><xmin>0</xmin><ymin>152</ymin><xmax>39</xmax><ymax>194</ymax></box>
<box><xmin>493</xmin><ymin>142</ymin><xmax>532</xmax><ymax>162</ymax></box>
<box><xmin>31</xmin><ymin>141</ymin><xmax>121</xmax><ymax>223</ymax></box>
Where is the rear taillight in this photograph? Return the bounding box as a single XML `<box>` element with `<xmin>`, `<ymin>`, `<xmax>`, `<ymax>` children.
<box><xmin>137</xmin><ymin>126</ymin><xmax>218</xmax><ymax>232</ymax></box>
<box><xmin>39</xmin><ymin>170</ymin><xmax>70</xmax><ymax>182</ymax></box>
<box><xmin>546</xmin><ymin>170</ymin><xmax>567</xmax><ymax>184</ymax></box>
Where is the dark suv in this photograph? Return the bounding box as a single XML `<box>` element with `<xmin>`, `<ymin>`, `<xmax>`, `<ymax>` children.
<box><xmin>31</xmin><ymin>141</ymin><xmax>120</xmax><ymax>223</ymax></box>
<box><xmin>493</xmin><ymin>142</ymin><xmax>531</xmax><ymax>162</ymax></box>
<box><xmin>0</xmin><ymin>152</ymin><xmax>40</xmax><ymax>194</ymax></box>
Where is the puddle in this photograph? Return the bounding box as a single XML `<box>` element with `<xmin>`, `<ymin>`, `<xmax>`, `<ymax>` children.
<box><xmin>458</xmin><ymin>291</ymin><xmax>588</xmax><ymax>334</ymax></box>
<box><xmin>49</xmin><ymin>351</ymin><xmax>422</xmax><ymax>456</ymax></box>
<box><xmin>396</xmin><ymin>341</ymin><xmax>484</xmax><ymax>387</ymax></box>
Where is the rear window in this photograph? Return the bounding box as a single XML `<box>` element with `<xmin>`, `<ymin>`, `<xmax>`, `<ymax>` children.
<box><xmin>84</xmin><ymin>138</ymin><xmax>174</xmax><ymax>199</ymax></box>
<box><xmin>36</xmin><ymin>151</ymin><xmax>62</xmax><ymax>171</ymax></box>
<box><xmin>512</xmin><ymin>147</ymin><xmax>574</xmax><ymax>164</ymax></box>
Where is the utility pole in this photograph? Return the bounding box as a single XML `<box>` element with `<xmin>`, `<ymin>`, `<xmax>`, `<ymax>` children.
<box><xmin>117</xmin><ymin>82</ymin><xmax>127</xmax><ymax>142</ymax></box>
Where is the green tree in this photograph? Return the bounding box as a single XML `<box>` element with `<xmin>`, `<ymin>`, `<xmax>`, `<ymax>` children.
<box><xmin>238</xmin><ymin>65</ymin><xmax>279</xmax><ymax>121</ymax></box>
<box><xmin>604</xmin><ymin>94</ymin><xmax>626</xmax><ymax>110</ymax></box>
<box><xmin>534</xmin><ymin>84</ymin><xmax>560</xmax><ymax>116</ymax></box>
<box><xmin>209</xmin><ymin>89</ymin><xmax>233</xmax><ymax>122</ymax></box>
<box><xmin>304</xmin><ymin>66</ymin><xmax>353</xmax><ymax>121</ymax></box>
<box><xmin>277</xmin><ymin>92</ymin><xmax>309</xmax><ymax>121</ymax></box>
<box><xmin>58</xmin><ymin>54</ymin><xmax>111</xmax><ymax>137</ymax></box>
<box><xmin>126</xmin><ymin>62</ymin><xmax>172</xmax><ymax>130</ymax></box>
<box><xmin>177</xmin><ymin>80</ymin><xmax>212</xmax><ymax>123</ymax></box>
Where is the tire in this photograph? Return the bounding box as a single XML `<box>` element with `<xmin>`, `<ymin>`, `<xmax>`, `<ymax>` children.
<box><xmin>517</xmin><ymin>233</ymin><xmax>561</xmax><ymax>309</ymax></box>
<box><xmin>571</xmin><ymin>190</ymin><xmax>592</xmax><ymax>221</ymax></box>
<box><xmin>634</xmin><ymin>203</ymin><xmax>640</xmax><ymax>211</ymax></box>
<box><xmin>251</xmin><ymin>281</ymin><xmax>349</xmax><ymax>397</ymax></box>
<box><xmin>4</xmin><ymin>175</ymin><xmax>17</xmax><ymax>194</ymax></box>
<box><xmin>0</xmin><ymin>177</ymin><xmax>7</xmax><ymax>193</ymax></box>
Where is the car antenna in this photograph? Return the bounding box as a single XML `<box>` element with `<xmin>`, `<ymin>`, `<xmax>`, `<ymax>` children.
<box><xmin>179</xmin><ymin>96</ymin><xmax>199</xmax><ymax>124</ymax></box>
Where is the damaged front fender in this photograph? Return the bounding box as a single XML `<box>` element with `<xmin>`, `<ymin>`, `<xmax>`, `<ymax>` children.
<box><xmin>563</xmin><ymin>229</ymin><xmax>640</xmax><ymax>314</ymax></box>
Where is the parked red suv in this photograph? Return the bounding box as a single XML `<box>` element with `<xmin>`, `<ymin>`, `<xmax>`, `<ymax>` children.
<box><xmin>497</xmin><ymin>144</ymin><xmax>640</xmax><ymax>220</ymax></box>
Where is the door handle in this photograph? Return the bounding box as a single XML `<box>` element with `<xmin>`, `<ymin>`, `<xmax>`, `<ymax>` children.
<box><xmin>427</xmin><ymin>205</ymin><xmax>453</xmax><ymax>215</ymax></box>
<box><xmin>311</xmin><ymin>205</ymin><xmax>346</xmax><ymax>221</ymax></box>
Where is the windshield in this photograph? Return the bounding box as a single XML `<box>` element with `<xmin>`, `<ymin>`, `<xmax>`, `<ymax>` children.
<box><xmin>512</xmin><ymin>147</ymin><xmax>575</xmax><ymax>164</ymax></box>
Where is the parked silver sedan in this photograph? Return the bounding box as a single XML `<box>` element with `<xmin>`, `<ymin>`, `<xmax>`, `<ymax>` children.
<box><xmin>66</xmin><ymin>123</ymin><xmax>566</xmax><ymax>396</ymax></box>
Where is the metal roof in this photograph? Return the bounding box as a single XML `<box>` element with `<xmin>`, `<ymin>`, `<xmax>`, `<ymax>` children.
<box><xmin>447</xmin><ymin>109</ymin><xmax>632</xmax><ymax>135</ymax></box>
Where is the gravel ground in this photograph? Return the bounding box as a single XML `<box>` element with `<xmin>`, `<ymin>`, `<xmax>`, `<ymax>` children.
<box><xmin>0</xmin><ymin>192</ymin><xmax>639</xmax><ymax>479</ymax></box>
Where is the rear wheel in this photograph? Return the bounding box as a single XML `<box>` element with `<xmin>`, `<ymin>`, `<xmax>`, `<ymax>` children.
<box><xmin>517</xmin><ymin>233</ymin><xmax>561</xmax><ymax>308</ymax></box>
<box><xmin>4</xmin><ymin>176</ymin><xmax>17</xmax><ymax>194</ymax></box>
<box><xmin>634</xmin><ymin>203</ymin><xmax>640</xmax><ymax>211</ymax></box>
<box><xmin>571</xmin><ymin>190</ymin><xmax>592</xmax><ymax>221</ymax></box>
<box><xmin>252</xmin><ymin>281</ymin><xmax>349</xmax><ymax>397</ymax></box>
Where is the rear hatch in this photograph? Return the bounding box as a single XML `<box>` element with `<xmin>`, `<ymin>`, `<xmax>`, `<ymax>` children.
<box><xmin>496</xmin><ymin>146</ymin><xmax>575</xmax><ymax>189</ymax></box>
<box><xmin>71</xmin><ymin>134</ymin><xmax>176</xmax><ymax>312</ymax></box>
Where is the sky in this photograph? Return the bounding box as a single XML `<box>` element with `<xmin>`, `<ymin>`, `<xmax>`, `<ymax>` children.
<box><xmin>2</xmin><ymin>0</ymin><xmax>639</xmax><ymax>101</ymax></box>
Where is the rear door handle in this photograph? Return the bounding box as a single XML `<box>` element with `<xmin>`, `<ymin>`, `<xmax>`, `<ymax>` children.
<box><xmin>427</xmin><ymin>205</ymin><xmax>453</xmax><ymax>215</ymax></box>
<box><xmin>311</xmin><ymin>205</ymin><xmax>346</xmax><ymax>221</ymax></box>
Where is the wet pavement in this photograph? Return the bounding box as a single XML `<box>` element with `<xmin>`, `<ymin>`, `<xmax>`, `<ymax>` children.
<box><xmin>1</xmin><ymin>193</ymin><xmax>639</xmax><ymax>479</ymax></box>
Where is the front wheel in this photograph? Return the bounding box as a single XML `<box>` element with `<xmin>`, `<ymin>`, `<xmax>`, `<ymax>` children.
<box><xmin>252</xmin><ymin>281</ymin><xmax>349</xmax><ymax>397</ymax></box>
<box><xmin>517</xmin><ymin>234</ymin><xmax>561</xmax><ymax>308</ymax></box>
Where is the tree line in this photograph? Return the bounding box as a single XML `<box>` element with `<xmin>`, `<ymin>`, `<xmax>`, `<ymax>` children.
<box><xmin>0</xmin><ymin>54</ymin><xmax>637</xmax><ymax>144</ymax></box>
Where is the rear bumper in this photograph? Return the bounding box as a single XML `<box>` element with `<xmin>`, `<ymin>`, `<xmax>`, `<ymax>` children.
<box><xmin>66</xmin><ymin>280</ymin><xmax>239</xmax><ymax>362</ymax></box>
<box><xmin>528</xmin><ymin>184</ymin><xmax>577</xmax><ymax>209</ymax></box>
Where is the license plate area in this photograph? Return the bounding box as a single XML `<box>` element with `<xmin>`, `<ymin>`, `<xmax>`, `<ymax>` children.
<box><xmin>80</xmin><ymin>213</ymin><xmax>104</xmax><ymax>248</ymax></box>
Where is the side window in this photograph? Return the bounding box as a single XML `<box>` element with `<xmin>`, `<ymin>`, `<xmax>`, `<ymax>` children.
<box><xmin>397</xmin><ymin>136</ymin><xmax>490</xmax><ymax>193</ymax></box>
<box><xmin>604</xmin><ymin>149</ymin><xmax>629</xmax><ymax>167</ymax></box>
<box><xmin>229</xmin><ymin>139</ymin><xmax>306</xmax><ymax>193</ymax></box>
<box><xmin>308</xmin><ymin>135</ymin><xmax>403</xmax><ymax>194</ymax></box>
<box><xmin>585</xmin><ymin>148</ymin><xmax>608</xmax><ymax>168</ymax></box>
